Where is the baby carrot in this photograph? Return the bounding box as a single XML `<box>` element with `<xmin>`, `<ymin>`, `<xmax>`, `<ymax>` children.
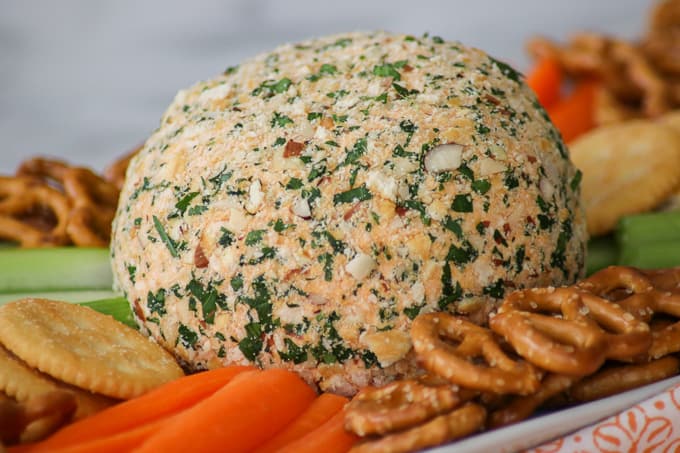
<box><xmin>276</xmin><ymin>410</ymin><xmax>359</xmax><ymax>453</ymax></box>
<box><xmin>526</xmin><ymin>58</ymin><xmax>563</xmax><ymax>109</ymax></box>
<box><xmin>41</xmin><ymin>417</ymin><xmax>169</xmax><ymax>453</ymax></box>
<box><xmin>25</xmin><ymin>365</ymin><xmax>253</xmax><ymax>450</ymax></box>
<box><xmin>547</xmin><ymin>81</ymin><xmax>597</xmax><ymax>143</ymax></box>
<box><xmin>136</xmin><ymin>368</ymin><xmax>317</xmax><ymax>453</ymax></box>
<box><xmin>254</xmin><ymin>393</ymin><xmax>349</xmax><ymax>453</ymax></box>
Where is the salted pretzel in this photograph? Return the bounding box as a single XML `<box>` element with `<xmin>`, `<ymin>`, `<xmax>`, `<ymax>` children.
<box><xmin>104</xmin><ymin>145</ymin><xmax>142</xmax><ymax>191</ymax></box>
<box><xmin>345</xmin><ymin>376</ymin><xmax>470</xmax><ymax>436</ymax></box>
<box><xmin>17</xmin><ymin>158</ymin><xmax>120</xmax><ymax>247</ymax></box>
<box><xmin>490</xmin><ymin>285</ymin><xmax>651</xmax><ymax>375</ymax></box>
<box><xmin>349</xmin><ymin>403</ymin><xmax>486</xmax><ymax>453</ymax></box>
<box><xmin>578</xmin><ymin>266</ymin><xmax>680</xmax><ymax>359</ymax></box>
<box><xmin>411</xmin><ymin>313</ymin><xmax>541</xmax><ymax>395</ymax></box>
<box><xmin>62</xmin><ymin>167</ymin><xmax>119</xmax><ymax>247</ymax></box>
<box><xmin>0</xmin><ymin>391</ymin><xmax>76</xmax><ymax>445</ymax></box>
<box><xmin>488</xmin><ymin>374</ymin><xmax>579</xmax><ymax>428</ymax></box>
<box><xmin>526</xmin><ymin>21</ymin><xmax>676</xmax><ymax>122</ymax></box>
<box><xmin>568</xmin><ymin>356</ymin><xmax>679</xmax><ymax>403</ymax></box>
<box><xmin>0</xmin><ymin>177</ymin><xmax>71</xmax><ymax>247</ymax></box>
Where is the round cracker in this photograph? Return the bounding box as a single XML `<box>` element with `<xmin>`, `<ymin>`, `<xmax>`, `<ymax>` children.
<box><xmin>569</xmin><ymin>119</ymin><xmax>680</xmax><ymax>236</ymax></box>
<box><xmin>0</xmin><ymin>298</ymin><xmax>184</xmax><ymax>399</ymax></box>
<box><xmin>0</xmin><ymin>345</ymin><xmax>114</xmax><ymax>419</ymax></box>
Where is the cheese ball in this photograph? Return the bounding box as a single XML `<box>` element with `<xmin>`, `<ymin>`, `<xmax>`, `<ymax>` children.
<box><xmin>111</xmin><ymin>31</ymin><xmax>586</xmax><ymax>395</ymax></box>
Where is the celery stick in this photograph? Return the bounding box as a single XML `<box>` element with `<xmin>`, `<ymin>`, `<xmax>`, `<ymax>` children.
<box><xmin>0</xmin><ymin>247</ymin><xmax>112</xmax><ymax>293</ymax></box>
<box><xmin>586</xmin><ymin>235</ymin><xmax>618</xmax><ymax>275</ymax></box>
<box><xmin>80</xmin><ymin>297</ymin><xmax>136</xmax><ymax>329</ymax></box>
<box><xmin>619</xmin><ymin>241</ymin><xmax>680</xmax><ymax>269</ymax></box>
<box><xmin>0</xmin><ymin>290</ymin><xmax>121</xmax><ymax>306</ymax></box>
<box><xmin>617</xmin><ymin>211</ymin><xmax>680</xmax><ymax>247</ymax></box>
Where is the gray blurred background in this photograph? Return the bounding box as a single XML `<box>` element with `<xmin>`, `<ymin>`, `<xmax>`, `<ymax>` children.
<box><xmin>0</xmin><ymin>0</ymin><xmax>648</xmax><ymax>172</ymax></box>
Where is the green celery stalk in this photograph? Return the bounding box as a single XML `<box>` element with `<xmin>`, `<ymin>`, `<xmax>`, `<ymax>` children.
<box><xmin>617</xmin><ymin>211</ymin><xmax>680</xmax><ymax>247</ymax></box>
<box><xmin>618</xmin><ymin>241</ymin><xmax>680</xmax><ymax>269</ymax></box>
<box><xmin>0</xmin><ymin>290</ymin><xmax>121</xmax><ymax>306</ymax></box>
<box><xmin>80</xmin><ymin>297</ymin><xmax>136</xmax><ymax>329</ymax></box>
<box><xmin>586</xmin><ymin>235</ymin><xmax>618</xmax><ymax>276</ymax></box>
<box><xmin>0</xmin><ymin>247</ymin><xmax>113</xmax><ymax>293</ymax></box>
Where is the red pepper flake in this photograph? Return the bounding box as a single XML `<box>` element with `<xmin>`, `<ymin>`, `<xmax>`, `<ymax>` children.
<box><xmin>481</xmin><ymin>220</ymin><xmax>491</xmax><ymax>228</ymax></box>
<box><xmin>284</xmin><ymin>268</ymin><xmax>303</xmax><ymax>281</ymax></box>
<box><xmin>395</xmin><ymin>205</ymin><xmax>408</xmax><ymax>217</ymax></box>
<box><xmin>527</xmin><ymin>155</ymin><xmax>537</xmax><ymax>163</ymax></box>
<box><xmin>284</xmin><ymin>140</ymin><xmax>304</xmax><ymax>157</ymax></box>
<box><xmin>526</xmin><ymin>216</ymin><xmax>535</xmax><ymax>225</ymax></box>
<box><xmin>492</xmin><ymin>259</ymin><xmax>505</xmax><ymax>266</ymax></box>
<box><xmin>133</xmin><ymin>300</ymin><xmax>146</xmax><ymax>323</ymax></box>
<box><xmin>343</xmin><ymin>202</ymin><xmax>361</xmax><ymax>220</ymax></box>
<box><xmin>503</xmin><ymin>223</ymin><xmax>511</xmax><ymax>234</ymax></box>
<box><xmin>483</xmin><ymin>94</ymin><xmax>501</xmax><ymax>105</ymax></box>
<box><xmin>194</xmin><ymin>244</ymin><xmax>209</xmax><ymax>268</ymax></box>
<box><xmin>403</xmin><ymin>64</ymin><xmax>413</xmax><ymax>72</ymax></box>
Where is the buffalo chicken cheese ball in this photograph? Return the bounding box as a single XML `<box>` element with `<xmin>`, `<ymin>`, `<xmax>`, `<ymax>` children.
<box><xmin>111</xmin><ymin>32</ymin><xmax>586</xmax><ymax>395</ymax></box>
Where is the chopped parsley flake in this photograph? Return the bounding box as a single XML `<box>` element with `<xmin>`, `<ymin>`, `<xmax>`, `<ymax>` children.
<box><xmin>271</xmin><ymin>112</ymin><xmax>294</xmax><ymax>128</ymax></box>
<box><xmin>152</xmin><ymin>215</ymin><xmax>178</xmax><ymax>257</ymax></box>
<box><xmin>373</xmin><ymin>62</ymin><xmax>402</xmax><ymax>80</ymax></box>
<box><xmin>147</xmin><ymin>288</ymin><xmax>167</xmax><ymax>315</ymax></box>
<box><xmin>333</xmin><ymin>184</ymin><xmax>372</xmax><ymax>204</ymax></box>
<box><xmin>252</xmin><ymin>78</ymin><xmax>291</xmax><ymax>97</ymax></box>
<box><xmin>245</xmin><ymin>229</ymin><xmax>266</xmax><ymax>246</ymax></box>
<box><xmin>219</xmin><ymin>227</ymin><xmax>235</xmax><ymax>247</ymax></box>
<box><xmin>177</xmin><ymin>324</ymin><xmax>199</xmax><ymax>349</ymax></box>
<box><xmin>286</xmin><ymin>177</ymin><xmax>303</xmax><ymax>190</ymax></box>
<box><xmin>451</xmin><ymin>194</ymin><xmax>473</xmax><ymax>212</ymax></box>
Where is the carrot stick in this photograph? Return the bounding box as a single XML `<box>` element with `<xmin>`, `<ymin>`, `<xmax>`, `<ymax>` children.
<box><xmin>41</xmin><ymin>417</ymin><xmax>169</xmax><ymax>453</ymax></box>
<box><xmin>276</xmin><ymin>410</ymin><xmax>359</xmax><ymax>453</ymax></box>
<box><xmin>136</xmin><ymin>369</ymin><xmax>317</xmax><ymax>453</ymax></box>
<box><xmin>254</xmin><ymin>393</ymin><xmax>349</xmax><ymax>453</ymax></box>
<box><xmin>526</xmin><ymin>58</ymin><xmax>563</xmax><ymax>109</ymax></box>
<box><xmin>24</xmin><ymin>365</ymin><xmax>252</xmax><ymax>451</ymax></box>
<box><xmin>547</xmin><ymin>81</ymin><xmax>597</xmax><ymax>143</ymax></box>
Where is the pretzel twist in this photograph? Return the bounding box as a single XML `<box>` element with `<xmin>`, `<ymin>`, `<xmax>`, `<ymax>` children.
<box><xmin>0</xmin><ymin>176</ymin><xmax>72</xmax><ymax>247</ymax></box>
<box><xmin>344</xmin><ymin>376</ymin><xmax>467</xmax><ymax>436</ymax></box>
<box><xmin>349</xmin><ymin>403</ymin><xmax>486</xmax><ymax>453</ymax></box>
<box><xmin>16</xmin><ymin>158</ymin><xmax>120</xmax><ymax>247</ymax></box>
<box><xmin>490</xmin><ymin>285</ymin><xmax>651</xmax><ymax>375</ymax></box>
<box><xmin>411</xmin><ymin>313</ymin><xmax>541</xmax><ymax>395</ymax></box>
<box><xmin>0</xmin><ymin>391</ymin><xmax>76</xmax><ymax>445</ymax></box>
<box><xmin>579</xmin><ymin>266</ymin><xmax>680</xmax><ymax>358</ymax></box>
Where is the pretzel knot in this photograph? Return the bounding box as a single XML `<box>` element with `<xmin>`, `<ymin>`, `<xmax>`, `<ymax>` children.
<box><xmin>349</xmin><ymin>403</ymin><xmax>486</xmax><ymax>453</ymax></box>
<box><xmin>0</xmin><ymin>176</ymin><xmax>72</xmax><ymax>247</ymax></box>
<box><xmin>579</xmin><ymin>266</ymin><xmax>680</xmax><ymax>359</ymax></box>
<box><xmin>411</xmin><ymin>313</ymin><xmax>541</xmax><ymax>395</ymax></box>
<box><xmin>491</xmin><ymin>284</ymin><xmax>652</xmax><ymax>375</ymax></box>
<box><xmin>0</xmin><ymin>390</ymin><xmax>77</xmax><ymax>445</ymax></box>
<box><xmin>18</xmin><ymin>158</ymin><xmax>120</xmax><ymax>247</ymax></box>
<box><xmin>345</xmin><ymin>376</ymin><xmax>467</xmax><ymax>436</ymax></box>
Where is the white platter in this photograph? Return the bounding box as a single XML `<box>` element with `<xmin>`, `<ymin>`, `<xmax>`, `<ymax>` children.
<box><xmin>427</xmin><ymin>374</ymin><xmax>680</xmax><ymax>453</ymax></box>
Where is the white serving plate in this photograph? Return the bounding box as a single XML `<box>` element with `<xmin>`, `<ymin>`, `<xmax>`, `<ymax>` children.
<box><xmin>427</xmin><ymin>374</ymin><xmax>680</xmax><ymax>453</ymax></box>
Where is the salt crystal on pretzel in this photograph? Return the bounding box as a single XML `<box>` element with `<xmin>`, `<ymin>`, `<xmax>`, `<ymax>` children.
<box><xmin>411</xmin><ymin>313</ymin><xmax>541</xmax><ymax>395</ymax></box>
<box><xmin>349</xmin><ymin>403</ymin><xmax>486</xmax><ymax>453</ymax></box>
<box><xmin>345</xmin><ymin>376</ymin><xmax>469</xmax><ymax>436</ymax></box>
<box><xmin>489</xmin><ymin>285</ymin><xmax>652</xmax><ymax>375</ymax></box>
<box><xmin>0</xmin><ymin>176</ymin><xmax>72</xmax><ymax>247</ymax></box>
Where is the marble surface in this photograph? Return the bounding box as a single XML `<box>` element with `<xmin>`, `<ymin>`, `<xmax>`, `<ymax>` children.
<box><xmin>0</xmin><ymin>0</ymin><xmax>649</xmax><ymax>172</ymax></box>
